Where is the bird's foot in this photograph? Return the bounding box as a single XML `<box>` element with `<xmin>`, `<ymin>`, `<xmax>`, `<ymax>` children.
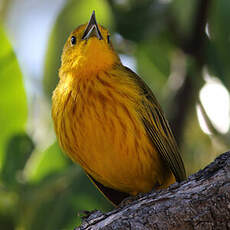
<box><xmin>118</xmin><ymin>192</ymin><xmax>146</xmax><ymax>208</ymax></box>
<box><xmin>77</xmin><ymin>209</ymin><xmax>103</xmax><ymax>221</ymax></box>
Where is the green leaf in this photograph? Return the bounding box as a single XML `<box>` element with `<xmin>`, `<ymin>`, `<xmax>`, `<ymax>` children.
<box><xmin>23</xmin><ymin>168</ymin><xmax>111</xmax><ymax>230</ymax></box>
<box><xmin>136</xmin><ymin>34</ymin><xmax>173</xmax><ymax>98</ymax></box>
<box><xmin>1</xmin><ymin>133</ymin><xmax>34</xmax><ymax>186</ymax></box>
<box><xmin>208</xmin><ymin>0</ymin><xmax>230</xmax><ymax>87</ymax></box>
<box><xmin>0</xmin><ymin>25</ymin><xmax>27</xmax><ymax>169</ymax></box>
<box><xmin>28</xmin><ymin>142</ymin><xmax>69</xmax><ymax>182</ymax></box>
<box><xmin>171</xmin><ymin>0</ymin><xmax>198</xmax><ymax>40</ymax></box>
<box><xmin>111</xmin><ymin>0</ymin><xmax>167</xmax><ymax>42</ymax></box>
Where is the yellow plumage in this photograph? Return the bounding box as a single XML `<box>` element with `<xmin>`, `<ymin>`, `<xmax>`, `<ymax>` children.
<box><xmin>52</xmin><ymin>11</ymin><xmax>186</xmax><ymax>205</ymax></box>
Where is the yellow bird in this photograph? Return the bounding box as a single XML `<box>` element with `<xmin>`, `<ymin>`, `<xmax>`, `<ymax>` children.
<box><xmin>52</xmin><ymin>11</ymin><xmax>186</xmax><ymax>206</ymax></box>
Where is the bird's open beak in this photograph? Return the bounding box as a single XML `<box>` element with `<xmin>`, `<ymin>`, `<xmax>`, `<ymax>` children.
<box><xmin>82</xmin><ymin>11</ymin><xmax>102</xmax><ymax>40</ymax></box>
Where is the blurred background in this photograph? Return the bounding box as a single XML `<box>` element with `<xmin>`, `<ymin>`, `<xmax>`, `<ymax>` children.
<box><xmin>0</xmin><ymin>0</ymin><xmax>230</xmax><ymax>229</ymax></box>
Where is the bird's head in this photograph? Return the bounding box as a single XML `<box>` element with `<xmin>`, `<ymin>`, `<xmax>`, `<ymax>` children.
<box><xmin>60</xmin><ymin>11</ymin><xmax>121</xmax><ymax>78</ymax></box>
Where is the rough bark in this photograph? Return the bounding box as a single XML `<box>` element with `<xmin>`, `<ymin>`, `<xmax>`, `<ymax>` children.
<box><xmin>75</xmin><ymin>151</ymin><xmax>230</xmax><ymax>230</ymax></box>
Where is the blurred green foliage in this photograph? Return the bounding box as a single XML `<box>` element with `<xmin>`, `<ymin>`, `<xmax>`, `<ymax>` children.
<box><xmin>208</xmin><ymin>0</ymin><xmax>230</xmax><ymax>87</ymax></box>
<box><xmin>1</xmin><ymin>0</ymin><xmax>230</xmax><ymax>229</ymax></box>
<box><xmin>0</xmin><ymin>26</ymin><xmax>27</xmax><ymax>169</ymax></box>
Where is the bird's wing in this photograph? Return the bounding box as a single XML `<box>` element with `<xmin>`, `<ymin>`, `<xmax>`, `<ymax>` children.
<box><xmin>86</xmin><ymin>172</ymin><xmax>129</xmax><ymax>206</ymax></box>
<box><xmin>123</xmin><ymin>66</ymin><xmax>186</xmax><ymax>182</ymax></box>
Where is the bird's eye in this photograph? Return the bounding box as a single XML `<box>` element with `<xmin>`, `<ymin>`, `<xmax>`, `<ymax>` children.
<box><xmin>107</xmin><ymin>35</ymin><xmax>110</xmax><ymax>44</ymax></box>
<box><xmin>71</xmin><ymin>36</ymin><xmax>76</xmax><ymax>45</ymax></box>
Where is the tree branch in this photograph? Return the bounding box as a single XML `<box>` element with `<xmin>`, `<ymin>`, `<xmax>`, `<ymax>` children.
<box><xmin>75</xmin><ymin>151</ymin><xmax>230</xmax><ymax>230</ymax></box>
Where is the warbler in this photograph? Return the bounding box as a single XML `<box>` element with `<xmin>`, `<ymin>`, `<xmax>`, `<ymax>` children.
<box><xmin>52</xmin><ymin>11</ymin><xmax>186</xmax><ymax>206</ymax></box>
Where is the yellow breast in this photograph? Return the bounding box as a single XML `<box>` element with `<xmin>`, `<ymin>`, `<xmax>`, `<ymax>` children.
<box><xmin>52</xmin><ymin>69</ymin><xmax>174</xmax><ymax>195</ymax></box>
